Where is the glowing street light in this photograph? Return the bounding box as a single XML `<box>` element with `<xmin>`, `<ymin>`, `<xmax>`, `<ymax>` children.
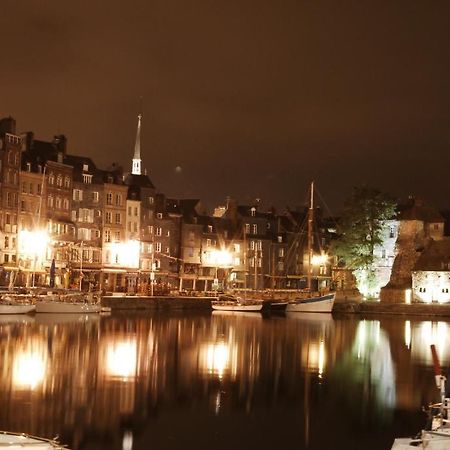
<box><xmin>111</xmin><ymin>240</ymin><xmax>140</xmax><ymax>268</ymax></box>
<box><xmin>311</xmin><ymin>253</ymin><xmax>328</xmax><ymax>266</ymax></box>
<box><xmin>18</xmin><ymin>230</ymin><xmax>49</xmax><ymax>260</ymax></box>
<box><xmin>208</xmin><ymin>249</ymin><xmax>233</xmax><ymax>267</ymax></box>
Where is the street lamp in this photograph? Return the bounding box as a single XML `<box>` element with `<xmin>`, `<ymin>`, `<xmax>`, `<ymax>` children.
<box><xmin>18</xmin><ymin>229</ymin><xmax>50</xmax><ymax>287</ymax></box>
<box><xmin>208</xmin><ymin>249</ymin><xmax>233</xmax><ymax>291</ymax></box>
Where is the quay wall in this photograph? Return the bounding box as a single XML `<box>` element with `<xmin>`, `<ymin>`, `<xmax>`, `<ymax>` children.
<box><xmin>102</xmin><ymin>294</ymin><xmax>450</xmax><ymax>317</ymax></box>
<box><xmin>102</xmin><ymin>295</ymin><xmax>212</xmax><ymax>310</ymax></box>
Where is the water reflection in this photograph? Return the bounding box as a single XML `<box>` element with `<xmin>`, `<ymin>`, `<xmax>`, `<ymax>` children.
<box><xmin>12</xmin><ymin>338</ymin><xmax>47</xmax><ymax>390</ymax></box>
<box><xmin>0</xmin><ymin>313</ymin><xmax>449</xmax><ymax>450</ymax></box>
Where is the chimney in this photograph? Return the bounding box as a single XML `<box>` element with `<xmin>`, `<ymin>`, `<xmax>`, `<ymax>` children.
<box><xmin>0</xmin><ymin>116</ymin><xmax>16</xmax><ymax>135</ymax></box>
<box><xmin>53</xmin><ymin>135</ymin><xmax>67</xmax><ymax>154</ymax></box>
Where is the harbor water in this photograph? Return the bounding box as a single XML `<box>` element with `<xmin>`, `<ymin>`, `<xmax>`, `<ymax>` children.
<box><xmin>0</xmin><ymin>311</ymin><xmax>448</xmax><ymax>449</ymax></box>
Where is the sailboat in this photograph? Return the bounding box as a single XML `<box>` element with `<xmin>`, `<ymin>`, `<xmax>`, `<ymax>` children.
<box><xmin>285</xmin><ymin>181</ymin><xmax>335</xmax><ymax>313</ymax></box>
<box><xmin>211</xmin><ymin>226</ymin><xmax>263</xmax><ymax>313</ymax></box>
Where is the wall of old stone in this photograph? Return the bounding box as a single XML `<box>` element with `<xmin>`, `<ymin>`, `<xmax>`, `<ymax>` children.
<box><xmin>412</xmin><ymin>270</ymin><xmax>450</xmax><ymax>303</ymax></box>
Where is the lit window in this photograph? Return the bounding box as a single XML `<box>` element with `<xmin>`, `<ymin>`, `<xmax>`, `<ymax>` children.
<box><xmin>107</xmin><ymin>192</ymin><xmax>113</xmax><ymax>205</ymax></box>
<box><xmin>252</xmin><ymin>224</ymin><xmax>258</xmax><ymax>234</ymax></box>
<box><xmin>155</xmin><ymin>242</ymin><xmax>162</xmax><ymax>252</ymax></box>
<box><xmin>83</xmin><ymin>174</ymin><xmax>92</xmax><ymax>184</ymax></box>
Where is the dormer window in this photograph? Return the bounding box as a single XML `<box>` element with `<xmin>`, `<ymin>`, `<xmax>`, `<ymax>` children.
<box><xmin>251</xmin><ymin>207</ymin><xmax>256</xmax><ymax>217</ymax></box>
<box><xmin>83</xmin><ymin>164</ymin><xmax>89</xmax><ymax>172</ymax></box>
<box><xmin>83</xmin><ymin>174</ymin><xmax>92</xmax><ymax>184</ymax></box>
<box><xmin>207</xmin><ymin>225</ymin><xmax>213</xmax><ymax>233</ymax></box>
<box><xmin>26</xmin><ymin>162</ymin><xmax>31</xmax><ymax>172</ymax></box>
<box><xmin>157</xmin><ymin>213</ymin><xmax>163</xmax><ymax>219</ymax></box>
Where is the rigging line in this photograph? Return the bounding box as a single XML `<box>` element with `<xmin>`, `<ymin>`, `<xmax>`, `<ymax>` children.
<box><xmin>315</xmin><ymin>186</ymin><xmax>339</xmax><ymax>228</ymax></box>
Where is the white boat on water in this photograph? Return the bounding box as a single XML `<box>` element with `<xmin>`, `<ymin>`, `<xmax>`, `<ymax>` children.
<box><xmin>285</xmin><ymin>293</ymin><xmax>335</xmax><ymax>313</ymax></box>
<box><xmin>391</xmin><ymin>345</ymin><xmax>450</xmax><ymax>449</ymax></box>
<box><xmin>35</xmin><ymin>292</ymin><xmax>102</xmax><ymax>314</ymax></box>
<box><xmin>0</xmin><ymin>431</ymin><xmax>67</xmax><ymax>449</ymax></box>
<box><xmin>211</xmin><ymin>294</ymin><xmax>263</xmax><ymax>312</ymax></box>
<box><xmin>0</xmin><ymin>303</ymin><xmax>35</xmax><ymax>314</ymax></box>
<box><xmin>35</xmin><ymin>301</ymin><xmax>102</xmax><ymax>314</ymax></box>
<box><xmin>0</xmin><ymin>294</ymin><xmax>36</xmax><ymax>315</ymax></box>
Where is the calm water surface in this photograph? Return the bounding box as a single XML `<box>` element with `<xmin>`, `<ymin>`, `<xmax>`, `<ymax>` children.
<box><xmin>0</xmin><ymin>311</ymin><xmax>448</xmax><ymax>450</ymax></box>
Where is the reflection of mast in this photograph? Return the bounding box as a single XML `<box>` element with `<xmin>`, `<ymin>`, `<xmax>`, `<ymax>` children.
<box><xmin>304</xmin><ymin>333</ymin><xmax>311</xmax><ymax>448</ymax></box>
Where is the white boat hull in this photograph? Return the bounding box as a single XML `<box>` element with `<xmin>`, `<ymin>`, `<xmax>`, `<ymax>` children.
<box><xmin>391</xmin><ymin>432</ymin><xmax>450</xmax><ymax>449</ymax></box>
<box><xmin>35</xmin><ymin>301</ymin><xmax>102</xmax><ymax>314</ymax></box>
<box><xmin>285</xmin><ymin>293</ymin><xmax>335</xmax><ymax>313</ymax></box>
<box><xmin>0</xmin><ymin>304</ymin><xmax>35</xmax><ymax>315</ymax></box>
<box><xmin>0</xmin><ymin>431</ymin><xmax>64</xmax><ymax>449</ymax></box>
<box><xmin>211</xmin><ymin>303</ymin><xmax>263</xmax><ymax>312</ymax></box>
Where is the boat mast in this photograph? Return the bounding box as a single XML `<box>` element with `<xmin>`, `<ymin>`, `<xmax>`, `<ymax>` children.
<box><xmin>307</xmin><ymin>181</ymin><xmax>314</xmax><ymax>291</ymax></box>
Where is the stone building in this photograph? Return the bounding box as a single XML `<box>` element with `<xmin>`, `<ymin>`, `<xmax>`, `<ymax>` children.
<box><xmin>66</xmin><ymin>155</ymin><xmax>104</xmax><ymax>289</ymax></box>
<box><xmin>101</xmin><ymin>169</ymin><xmax>129</xmax><ymax>292</ymax></box>
<box><xmin>412</xmin><ymin>239</ymin><xmax>450</xmax><ymax>304</ymax></box>
<box><xmin>0</xmin><ymin>117</ymin><xmax>21</xmax><ymax>285</ymax></box>
<box><xmin>17</xmin><ymin>160</ymin><xmax>47</xmax><ymax>286</ymax></box>
<box><xmin>380</xmin><ymin>197</ymin><xmax>444</xmax><ymax>303</ymax></box>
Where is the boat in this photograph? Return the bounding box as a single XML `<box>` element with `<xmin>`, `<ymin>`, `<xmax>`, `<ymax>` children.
<box><xmin>286</xmin><ymin>293</ymin><xmax>335</xmax><ymax>313</ymax></box>
<box><xmin>391</xmin><ymin>345</ymin><xmax>450</xmax><ymax>449</ymax></box>
<box><xmin>211</xmin><ymin>294</ymin><xmax>263</xmax><ymax>312</ymax></box>
<box><xmin>35</xmin><ymin>292</ymin><xmax>102</xmax><ymax>314</ymax></box>
<box><xmin>0</xmin><ymin>430</ymin><xmax>67</xmax><ymax>449</ymax></box>
<box><xmin>0</xmin><ymin>294</ymin><xmax>36</xmax><ymax>314</ymax></box>
<box><xmin>285</xmin><ymin>181</ymin><xmax>335</xmax><ymax>314</ymax></box>
<box><xmin>263</xmin><ymin>299</ymin><xmax>289</xmax><ymax>312</ymax></box>
<box><xmin>0</xmin><ymin>302</ymin><xmax>35</xmax><ymax>315</ymax></box>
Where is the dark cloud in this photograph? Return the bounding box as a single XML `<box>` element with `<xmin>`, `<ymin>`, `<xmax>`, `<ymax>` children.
<box><xmin>1</xmin><ymin>0</ymin><xmax>449</xmax><ymax>212</ymax></box>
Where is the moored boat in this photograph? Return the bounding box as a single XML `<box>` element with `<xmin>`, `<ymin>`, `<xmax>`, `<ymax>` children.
<box><xmin>35</xmin><ymin>292</ymin><xmax>102</xmax><ymax>314</ymax></box>
<box><xmin>0</xmin><ymin>430</ymin><xmax>67</xmax><ymax>449</ymax></box>
<box><xmin>0</xmin><ymin>293</ymin><xmax>36</xmax><ymax>315</ymax></box>
<box><xmin>285</xmin><ymin>293</ymin><xmax>335</xmax><ymax>313</ymax></box>
<box><xmin>391</xmin><ymin>345</ymin><xmax>450</xmax><ymax>449</ymax></box>
<box><xmin>0</xmin><ymin>303</ymin><xmax>36</xmax><ymax>314</ymax></box>
<box><xmin>35</xmin><ymin>301</ymin><xmax>102</xmax><ymax>314</ymax></box>
<box><xmin>211</xmin><ymin>294</ymin><xmax>263</xmax><ymax>312</ymax></box>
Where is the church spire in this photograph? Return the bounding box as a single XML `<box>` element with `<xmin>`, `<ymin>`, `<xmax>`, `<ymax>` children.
<box><xmin>132</xmin><ymin>112</ymin><xmax>142</xmax><ymax>175</ymax></box>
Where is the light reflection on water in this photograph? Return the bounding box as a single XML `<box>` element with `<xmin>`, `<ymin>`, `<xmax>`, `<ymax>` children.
<box><xmin>0</xmin><ymin>312</ymin><xmax>449</xmax><ymax>450</ymax></box>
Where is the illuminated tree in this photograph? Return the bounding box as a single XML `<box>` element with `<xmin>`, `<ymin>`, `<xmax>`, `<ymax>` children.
<box><xmin>333</xmin><ymin>186</ymin><xmax>396</xmax><ymax>298</ymax></box>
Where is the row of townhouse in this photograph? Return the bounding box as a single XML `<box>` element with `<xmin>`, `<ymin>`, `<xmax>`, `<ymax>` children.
<box><xmin>0</xmin><ymin>115</ymin><xmax>334</xmax><ymax>293</ymax></box>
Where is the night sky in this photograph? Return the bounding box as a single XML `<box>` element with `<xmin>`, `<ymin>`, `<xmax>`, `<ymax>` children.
<box><xmin>1</xmin><ymin>1</ymin><xmax>449</xmax><ymax>213</ymax></box>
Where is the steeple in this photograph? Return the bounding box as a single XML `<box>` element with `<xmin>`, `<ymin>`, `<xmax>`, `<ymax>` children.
<box><xmin>132</xmin><ymin>112</ymin><xmax>142</xmax><ymax>175</ymax></box>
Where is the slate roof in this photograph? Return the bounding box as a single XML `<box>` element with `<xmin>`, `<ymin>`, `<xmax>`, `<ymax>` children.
<box><xmin>413</xmin><ymin>239</ymin><xmax>450</xmax><ymax>271</ymax></box>
<box><xmin>398</xmin><ymin>198</ymin><xmax>443</xmax><ymax>223</ymax></box>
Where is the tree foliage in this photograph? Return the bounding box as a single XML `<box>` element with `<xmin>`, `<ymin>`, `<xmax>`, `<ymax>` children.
<box><xmin>333</xmin><ymin>186</ymin><xmax>397</xmax><ymax>270</ymax></box>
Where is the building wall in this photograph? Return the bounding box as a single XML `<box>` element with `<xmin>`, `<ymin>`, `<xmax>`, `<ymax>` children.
<box><xmin>412</xmin><ymin>270</ymin><xmax>450</xmax><ymax>303</ymax></box>
<box><xmin>0</xmin><ymin>129</ymin><xmax>21</xmax><ymax>268</ymax></box>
